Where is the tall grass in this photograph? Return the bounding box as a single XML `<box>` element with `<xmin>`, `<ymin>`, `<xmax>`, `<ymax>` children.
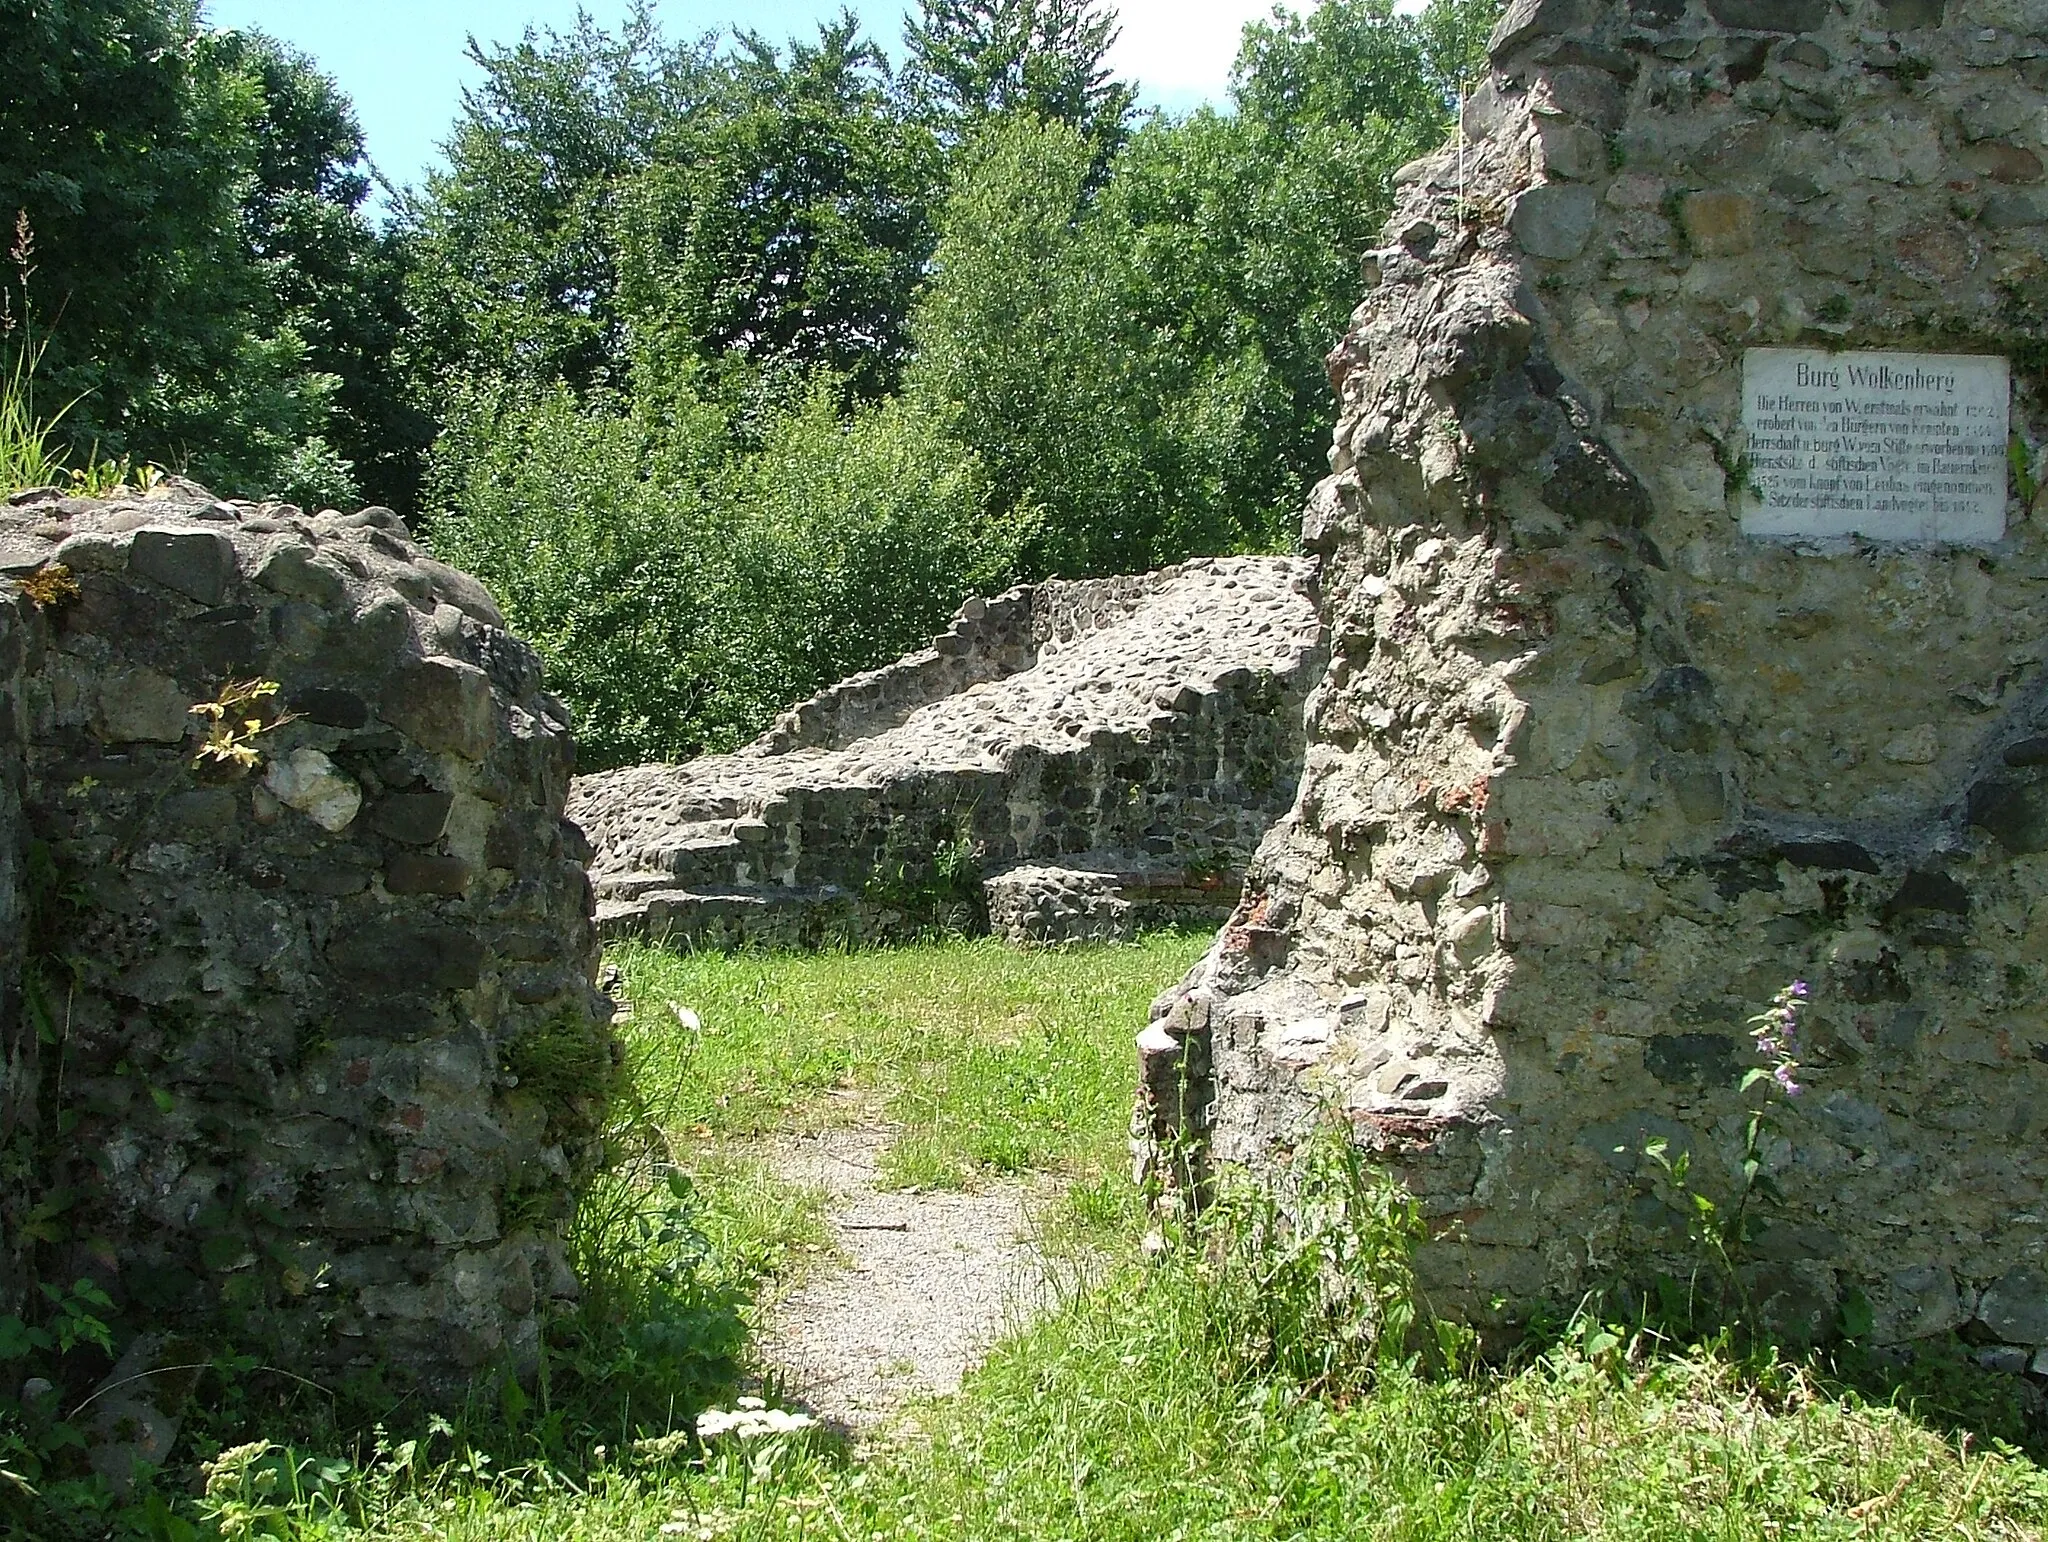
<box><xmin>0</xmin><ymin>333</ymin><xmax>74</xmax><ymax>495</ymax></box>
<box><xmin>0</xmin><ymin>214</ymin><xmax>146</xmax><ymax>499</ymax></box>
<box><xmin>237</xmin><ymin>1114</ymin><xmax>2048</xmax><ymax>1541</ymax></box>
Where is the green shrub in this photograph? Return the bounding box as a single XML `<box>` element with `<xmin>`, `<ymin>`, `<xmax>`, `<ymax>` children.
<box><xmin>426</xmin><ymin>371</ymin><xmax>1025</xmax><ymax>770</ymax></box>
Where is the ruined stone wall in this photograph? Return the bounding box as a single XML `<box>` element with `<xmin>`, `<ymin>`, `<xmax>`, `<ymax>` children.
<box><xmin>577</xmin><ymin>557</ymin><xmax>1323</xmax><ymax>949</ymax></box>
<box><xmin>748</xmin><ymin>587</ymin><xmax>1039</xmax><ymax>756</ymax></box>
<box><xmin>748</xmin><ymin>569</ymin><xmax>1243</xmax><ymax>758</ymax></box>
<box><xmin>1148</xmin><ymin>0</ymin><xmax>2048</xmax><ymax>1352</ymax></box>
<box><xmin>0</xmin><ymin>485</ymin><xmax>608</xmax><ymax>1397</ymax></box>
<box><xmin>0</xmin><ymin>591</ymin><xmax>29</xmax><ymax>1321</ymax></box>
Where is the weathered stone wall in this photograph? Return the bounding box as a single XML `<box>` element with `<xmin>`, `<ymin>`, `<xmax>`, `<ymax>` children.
<box><xmin>749</xmin><ymin>569</ymin><xmax>1269</xmax><ymax>758</ymax></box>
<box><xmin>1147</xmin><ymin>0</ymin><xmax>2048</xmax><ymax>1353</ymax></box>
<box><xmin>576</xmin><ymin>558</ymin><xmax>1323</xmax><ymax>949</ymax></box>
<box><xmin>0</xmin><ymin>484</ymin><xmax>608</xmax><ymax>1397</ymax></box>
<box><xmin>0</xmin><ymin>590</ymin><xmax>30</xmax><ymax>1322</ymax></box>
<box><xmin>749</xmin><ymin>587</ymin><xmax>1039</xmax><ymax>756</ymax></box>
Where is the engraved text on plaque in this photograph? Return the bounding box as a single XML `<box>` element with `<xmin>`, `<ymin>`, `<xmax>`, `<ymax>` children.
<box><xmin>1740</xmin><ymin>348</ymin><xmax>2009</xmax><ymax>543</ymax></box>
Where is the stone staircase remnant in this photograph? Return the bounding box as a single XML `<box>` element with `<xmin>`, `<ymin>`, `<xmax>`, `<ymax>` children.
<box><xmin>571</xmin><ymin>558</ymin><xmax>1323</xmax><ymax>948</ymax></box>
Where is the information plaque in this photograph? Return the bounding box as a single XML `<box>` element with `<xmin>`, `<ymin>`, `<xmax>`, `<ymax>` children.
<box><xmin>1740</xmin><ymin>347</ymin><xmax>2009</xmax><ymax>543</ymax></box>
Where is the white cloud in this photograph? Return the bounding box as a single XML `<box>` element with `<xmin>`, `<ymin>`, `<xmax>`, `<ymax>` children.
<box><xmin>1105</xmin><ymin>0</ymin><xmax>1428</xmax><ymax>113</ymax></box>
<box><xmin>1105</xmin><ymin>0</ymin><xmax>1296</xmax><ymax>108</ymax></box>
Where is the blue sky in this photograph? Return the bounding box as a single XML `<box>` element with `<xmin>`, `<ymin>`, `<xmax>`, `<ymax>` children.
<box><xmin>202</xmin><ymin>1</ymin><xmax>1299</xmax><ymax>197</ymax></box>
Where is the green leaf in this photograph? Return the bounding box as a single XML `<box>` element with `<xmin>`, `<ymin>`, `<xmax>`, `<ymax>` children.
<box><xmin>0</xmin><ymin>1317</ymin><xmax>51</xmax><ymax>1360</ymax></box>
<box><xmin>1839</xmin><ymin>1286</ymin><xmax>1875</xmax><ymax>1340</ymax></box>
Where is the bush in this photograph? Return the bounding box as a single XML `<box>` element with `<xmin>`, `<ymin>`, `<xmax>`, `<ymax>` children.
<box><xmin>700</xmin><ymin>381</ymin><xmax>1026</xmax><ymax>737</ymax></box>
<box><xmin>426</xmin><ymin>371</ymin><xmax>1025</xmax><ymax>770</ymax></box>
<box><xmin>425</xmin><ymin>379</ymin><xmax>726</xmax><ymax>769</ymax></box>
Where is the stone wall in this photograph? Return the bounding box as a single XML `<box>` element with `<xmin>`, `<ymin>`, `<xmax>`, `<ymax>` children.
<box><xmin>0</xmin><ymin>591</ymin><xmax>29</xmax><ymax>1322</ymax></box>
<box><xmin>748</xmin><ymin>569</ymin><xmax>1256</xmax><ymax>758</ymax></box>
<box><xmin>1146</xmin><ymin>0</ymin><xmax>2048</xmax><ymax>1353</ymax></box>
<box><xmin>0</xmin><ymin>484</ymin><xmax>608</xmax><ymax>1398</ymax></box>
<box><xmin>576</xmin><ymin>558</ymin><xmax>1323</xmax><ymax>949</ymax></box>
<box><xmin>748</xmin><ymin>587</ymin><xmax>1039</xmax><ymax>756</ymax></box>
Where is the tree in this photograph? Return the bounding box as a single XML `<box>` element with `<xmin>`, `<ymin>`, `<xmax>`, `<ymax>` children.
<box><xmin>402</xmin><ymin>4</ymin><xmax>715</xmax><ymax>396</ymax></box>
<box><xmin>206</xmin><ymin>29</ymin><xmax>431</xmax><ymax>508</ymax></box>
<box><xmin>905</xmin><ymin>116</ymin><xmax>1105</xmax><ymax>574</ymax></box>
<box><xmin>903</xmin><ymin>0</ymin><xmax>1134</xmax><ymax>173</ymax></box>
<box><xmin>615</xmin><ymin>17</ymin><xmax>942</xmax><ymax>402</ymax></box>
<box><xmin>410</xmin><ymin>8</ymin><xmax>941</xmax><ymax>409</ymax></box>
<box><xmin>1232</xmin><ymin>0</ymin><xmax>1496</xmax><ymax>141</ymax></box>
<box><xmin>0</xmin><ymin>0</ymin><xmax>415</xmax><ymax>503</ymax></box>
<box><xmin>904</xmin><ymin>0</ymin><xmax>1497</xmax><ymax>578</ymax></box>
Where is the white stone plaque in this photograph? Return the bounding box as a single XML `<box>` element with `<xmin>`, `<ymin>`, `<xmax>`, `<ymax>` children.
<box><xmin>1740</xmin><ymin>347</ymin><xmax>2010</xmax><ymax>543</ymax></box>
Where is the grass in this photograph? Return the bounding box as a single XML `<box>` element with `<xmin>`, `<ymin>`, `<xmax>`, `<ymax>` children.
<box><xmin>615</xmin><ymin>931</ymin><xmax>1209</xmax><ymax>1194</ymax></box>
<box><xmin>239</xmin><ymin>1231</ymin><xmax>2048</xmax><ymax>1542</ymax></box>
<box><xmin>1</xmin><ymin>344</ymin><xmax>157</xmax><ymax>499</ymax></box>
<box><xmin>24</xmin><ymin>932</ymin><xmax>2048</xmax><ymax>1540</ymax></box>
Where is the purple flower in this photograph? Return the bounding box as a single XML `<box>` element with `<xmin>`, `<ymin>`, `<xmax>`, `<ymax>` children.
<box><xmin>1773</xmin><ymin>1062</ymin><xmax>1803</xmax><ymax>1097</ymax></box>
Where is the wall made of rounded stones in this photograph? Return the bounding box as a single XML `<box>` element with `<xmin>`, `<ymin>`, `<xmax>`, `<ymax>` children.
<box><xmin>0</xmin><ymin>482</ymin><xmax>608</xmax><ymax>1397</ymax></box>
<box><xmin>1146</xmin><ymin>0</ymin><xmax>2048</xmax><ymax>1357</ymax></box>
<box><xmin>0</xmin><ymin>590</ymin><xmax>29</xmax><ymax>1323</ymax></box>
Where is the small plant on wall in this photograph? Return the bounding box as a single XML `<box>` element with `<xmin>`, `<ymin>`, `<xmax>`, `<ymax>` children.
<box><xmin>1628</xmin><ymin>981</ymin><xmax>1823</xmax><ymax>1340</ymax></box>
<box><xmin>189</xmin><ymin>679</ymin><xmax>296</xmax><ymax>773</ymax></box>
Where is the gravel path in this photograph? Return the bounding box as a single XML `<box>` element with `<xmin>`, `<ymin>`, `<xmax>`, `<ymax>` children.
<box><xmin>755</xmin><ymin>1128</ymin><xmax>1053</xmax><ymax>1435</ymax></box>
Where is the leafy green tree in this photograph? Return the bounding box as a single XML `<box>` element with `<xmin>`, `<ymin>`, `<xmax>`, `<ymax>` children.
<box><xmin>904</xmin><ymin>0</ymin><xmax>1133</xmax><ymax>172</ymax></box>
<box><xmin>615</xmin><ymin>18</ymin><xmax>942</xmax><ymax>402</ymax></box>
<box><xmin>412</xmin><ymin>8</ymin><xmax>942</xmax><ymax>408</ymax></box>
<box><xmin>700</xmin><ymin>382</ymin><xmax>1022</xmax><ymax>734</ymax></box>
<box><xmin>0</xmin><ymin>0</ymin><xmax>415</xmax><ymax>503</ymax></box>
<box><xmin>403</xmin><ymin>3</ymin><xmax>713</xmax><ymax>396</ymax></box>
<box><xmin>213</xmin><ymin>29</ymin><xmax>432</xmax><ymax>510</ymax></box>
<box><xmin>1232</xmin><ymin>0</ymin><xmax>1494</xmax><ymax>141</ymax></box>
<box><xmin>426</xmin><ymin>378</ymin><xmax>726</xmax><ymax>766</ymax></box>
<box><xmin>904</xmin><ymin>0</ymin><xmax>1495</xmax><ymax>579</ymax></box>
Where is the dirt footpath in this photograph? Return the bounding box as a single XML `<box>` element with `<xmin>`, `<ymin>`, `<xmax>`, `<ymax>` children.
<box><xmin>754</xmin><ymin>1127</ymin><xmax>1053</xmax><ymax>1434</ymax></box>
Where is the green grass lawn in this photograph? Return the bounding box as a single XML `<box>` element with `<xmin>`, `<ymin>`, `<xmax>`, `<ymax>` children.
<box><xmin>93</xmin><ymin>935</ymin><xmax>2048</xmax><ymax>1540</ymax></box>
<box><xmin>615</xmin><ymin>932</ymin><xmax>1208</xmax><ymax>1193</ymax></box>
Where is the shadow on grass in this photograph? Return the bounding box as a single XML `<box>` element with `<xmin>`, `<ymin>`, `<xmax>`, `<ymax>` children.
<box><xmin>1817</xmin><ymin>1337</ymin><xmax>2048</xmax><ymax>1461</ymax></box>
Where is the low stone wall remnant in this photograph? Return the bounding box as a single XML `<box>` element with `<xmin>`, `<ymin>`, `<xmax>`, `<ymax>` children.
<box><xmin>1144</xmin><ymin>0</ymin><xmax>2048</xmax><ymax>1358</ymax></box>
<box><xmin>573</xmin><ymin>558</ymin><xmax>1324</xmax><ymax>949</ymax></box>
<box><xmin>0</xmin><ymin>481</ymin><xmax>608</xmax><ymax>1398</ymax></box>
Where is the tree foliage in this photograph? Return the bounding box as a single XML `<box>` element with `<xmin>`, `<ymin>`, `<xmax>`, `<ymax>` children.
<box><xmin>0</xmin><ymin>0</ymin><xmax>414</xmax><ymax>503</ymax></box>
<box><xmin>408</xmin><ymin>6</ymin><xmax>942</xmax><ymax>406</ymax></box>
<box><xmin>428</xmin><ymin>374</ymin><xmax>1024</xmax><ymax>768</ymax></box>
<box><xmin>904</xmin><ymin>0</ymin><xmax>1134</xmax><ymax>171</ymax></box>
<box><xmin>904</xmin><ymin>0</ymin><xmax>1492</xmax><ymax>578</ymax></box>
<box><xmin>614</xmin><ymin>20</ymin><xmax>942</xmax><ymax>401</ymax></box>
<box><xmin>402</xmin><ymin>4</ymin><xmax>711</xmax><ymax>395</ymax></box>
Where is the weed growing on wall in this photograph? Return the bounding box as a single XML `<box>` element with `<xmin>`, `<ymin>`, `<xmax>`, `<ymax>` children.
<box><xmin>13</xmin><ymin>564</ymin><xmax>78</xmax><ymax>611</ymax></box>
<box><xmin>1616</xmin><ymin>981</ymin><xmax>1848</xmax><ymax>1346</ymax></box>
<box><xmin>188</xmin><ymin>679</ymin><xmax>295</xmax><ymax>773</ymax></box>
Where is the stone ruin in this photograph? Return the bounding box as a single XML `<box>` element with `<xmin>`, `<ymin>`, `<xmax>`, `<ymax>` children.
<box><xmin>571</xmin><ymin>558</ymin><xmax>1323</xmax><ymax>949</ymax></box>
<box><xmin>14</xmin><ymin>0</ymin><xmax>2048</xmax><ymax>1412</ymax></box>
<box><xmin>0</xmin><ymin>482</ymin><xmax>609</xmax><ymax>1403</ymax></box>
<box><xmin>1144</xmin><ymin>0</ymin><xmax>2048</xmax><ymax>1355</ymax></box>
